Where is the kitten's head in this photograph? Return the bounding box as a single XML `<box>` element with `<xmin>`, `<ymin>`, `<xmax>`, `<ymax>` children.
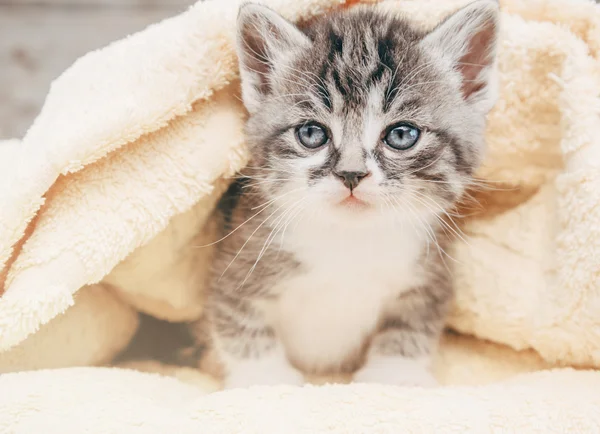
<box><xmin>235</xmin><ymin>1</ymin><xmax>499</xmax><ymax>223</ymax></box>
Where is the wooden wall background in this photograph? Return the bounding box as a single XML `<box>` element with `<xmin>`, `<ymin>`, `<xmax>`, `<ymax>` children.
<box><xmin>0</xmin><ymin>0</ymin><xmax>195</xmax><ymax>139</ymax></box>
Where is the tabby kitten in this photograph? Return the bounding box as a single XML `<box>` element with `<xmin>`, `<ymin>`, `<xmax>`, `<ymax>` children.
<box><xmin>198</xmin><ymin>0</ymin><xmax>499</xmax><ymax>388</ymax></box>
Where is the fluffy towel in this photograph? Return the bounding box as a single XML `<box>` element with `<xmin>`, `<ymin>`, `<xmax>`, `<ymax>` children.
<box><xmin>0</xmin><ymin>284</ymin><xmax>138</xmax><ymax>373</ymax></box>
<box><xmin>1</xmin><ymin>0</ymin><xmax>600</xmax><ymax>431</ymax></box>
<box><xmin>2</xmin><ymin>367</ymin><xmax>600</xmax><ymax>433</ymax></box>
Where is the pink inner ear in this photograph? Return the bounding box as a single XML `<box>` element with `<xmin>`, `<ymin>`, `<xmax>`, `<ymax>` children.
<box><xmin>240</xmin><ymin>23</ymin><xmax>275</xmax><ymax>95</ymax></box>
<box><xmin>458</xmin><ymin>21</ymin><xmax>496</xmax><ymax>100</ymax></box>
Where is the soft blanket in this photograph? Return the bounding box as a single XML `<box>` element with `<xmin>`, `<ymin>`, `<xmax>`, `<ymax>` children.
<box><xmin>2</xmin><ymin>368</ymin><xmax>600</xmax><ymax>433</ymax></box>
<box><xmin>1</xmin><ymin>0</ymin><xmax>600</xmax><ymax>431</ymax></box>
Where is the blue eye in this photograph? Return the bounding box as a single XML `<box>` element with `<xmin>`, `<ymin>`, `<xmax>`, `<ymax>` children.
<box><xmin>296</xmin><ymin>123</ymin><xmax>329</xmax><ymax>149</ymax></box>
<box><xmin>384</xmin><ymin>124</ymin><xmax>420</xmax><ymax>150</ymax></box>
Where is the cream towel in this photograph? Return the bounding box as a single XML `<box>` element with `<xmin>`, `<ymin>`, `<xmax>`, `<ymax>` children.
<box><xmin>0</xmin><ymin>332</ymin><xmax>567</xmax><ymax>433</ymax></box>
<box><xmin>1</xmin><ymin>0</ymin><xmax>600</xmax><ymax>430</ymax></box>
<box><xmin>1</xmin><ymin>367</ymin><xmax>599</xmax><ymax>433</ymax></box>
<box><xmin>447</xmin><ymin>0</ymin><xmax>600</xmax><ymax>368</ymax></box>
<box><xmin>0</xmin><ymin>284</ymin><xmax>138</xmax><ymax>373</ymax></box>
<box><xmin>2</xmin><ymin>0</ymin><xmax>598</xmax><ymax>366</ymax></box>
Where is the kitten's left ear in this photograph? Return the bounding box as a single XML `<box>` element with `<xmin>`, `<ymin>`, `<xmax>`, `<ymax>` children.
<box><xmin>420</xmin><ymin>0</ymin><xmax>499</xmax><ymax>113</ymax></box>
<box><xmin>236</xmin><ymin>3</ymin><xmax>311</xmax><ymax>114</ymax></box>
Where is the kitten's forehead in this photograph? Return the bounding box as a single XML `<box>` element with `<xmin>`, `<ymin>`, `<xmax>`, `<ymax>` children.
<box><xmin>288</xmin><ymin>8</ymin><xmax>430</xmax><ymax>115</ymax></box>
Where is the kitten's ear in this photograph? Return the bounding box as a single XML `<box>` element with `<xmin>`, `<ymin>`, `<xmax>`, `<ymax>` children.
<box><xmin>420</xmin><ymin>0</ymin><xmax>499</xmax><ymax>112</ymax></box>
<box><xmin>236</xmin><ymin>3</ymin><xmax>310</xmax><ymax>113</ymax></box>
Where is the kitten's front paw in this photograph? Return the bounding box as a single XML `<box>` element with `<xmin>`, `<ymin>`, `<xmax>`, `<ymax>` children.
<box><xmin>353</xmin><ymin>356</ymin><xmax>438</xmax><ymax>388</ymax></box>
<box><xmin>224</xmin><ymin>355</ymin><xmax>304</xmax><ymax>389</ymax></box>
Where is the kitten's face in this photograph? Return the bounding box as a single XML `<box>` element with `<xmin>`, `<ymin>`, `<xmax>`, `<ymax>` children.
<box><xmin>237</xmin><ymin>2</ymin><xmax>498</xmax><ymax>222</ymax></box>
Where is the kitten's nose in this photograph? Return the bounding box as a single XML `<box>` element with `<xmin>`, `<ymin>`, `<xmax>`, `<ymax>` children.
<box><xmin>333</xmin><ymin>170</ymin><xmax>370</xmax><ymax>191</ymax></box>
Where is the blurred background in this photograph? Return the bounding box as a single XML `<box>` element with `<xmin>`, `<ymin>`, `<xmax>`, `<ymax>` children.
<box><xmin>0</xmin><ymin>0</ymin><xmax>196</xmax><ymax>140</ymax></box>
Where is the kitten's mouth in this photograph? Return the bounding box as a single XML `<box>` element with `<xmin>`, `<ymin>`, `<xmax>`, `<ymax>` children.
<box><xmin>339</xmin><ymin>194</ymin><xmax>369</xmax><ymax>209</ymax></box>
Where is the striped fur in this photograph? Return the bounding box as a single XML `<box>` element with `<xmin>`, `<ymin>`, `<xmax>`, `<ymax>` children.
<box><xmin>192</xmin><ymin>1</ymin><xmax>499</xmax><ymax>388</ymax></box>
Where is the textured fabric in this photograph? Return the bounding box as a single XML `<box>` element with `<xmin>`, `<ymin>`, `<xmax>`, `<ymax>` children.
<box><xmin>0</xmin><ymin>284</ymin><xmax>138</xmax><ymax>373</ymax></box>
<box><xmin>1</xmin><ymin>367</ymin><xmax>599</xmax><ymax>433</ymax></box>
<box><xmin>0</xmin><ymin>0</ymin><xmax>599</xmax><ymax>431</ymax></box>
<box><xmin>448</xmin><ymin>0</ymin><xmax>600</xmax><ymax>367</ymax></box>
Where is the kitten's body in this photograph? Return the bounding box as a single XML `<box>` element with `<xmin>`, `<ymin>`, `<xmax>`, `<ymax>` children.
<box><xmin>274</xmin><ymin>210</ymin><xmax>431</xmax><ymax>373</ymax></box>
<box><xmin>195</xmin><ymin>1</ymin><xmax>499</xmax><ymax>388</ymax></box>
<box><xmin>214</xmin><ymin>182</ymin><xmax>446</xmax><ymax>377</ymax></box>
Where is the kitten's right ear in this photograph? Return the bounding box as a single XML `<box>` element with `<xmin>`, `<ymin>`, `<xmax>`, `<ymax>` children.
<box><xmin>236</xmin><ymin>3</ymin><xmax>310</xmax><ymax>114</ymax></box>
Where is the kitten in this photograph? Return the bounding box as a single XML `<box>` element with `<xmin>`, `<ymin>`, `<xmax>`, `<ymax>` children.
<box><xmin>195</xmin><ymin>0</ymin><xmax>499</xmax><ymax>389</ymax></box>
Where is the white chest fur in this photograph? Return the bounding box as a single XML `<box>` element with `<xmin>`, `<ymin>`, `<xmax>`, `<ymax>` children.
<box><xmin>262</xmin><ymin>215</ymin><xmax>429</xmax><ymax>372</ymax></box>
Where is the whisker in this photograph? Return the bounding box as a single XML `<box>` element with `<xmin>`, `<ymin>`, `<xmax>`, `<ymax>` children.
<box><xmin>404</xmin><ymin>190</ymin><xmax>473</xmax><ymax>250</ymax></box>
<box><xmin>239</xmin><ymin>196</ymin><xmax>308</xmax><ymax>287</ymax></box>
<box><xmin>250</xmin><ymin>186</ymin><xmax>306</xmax><ymax>210</ymax></box>
<box><xmin>219</xmin><ymin>196</ymin><xmax>296</xmax><ymax>281</ymax></box>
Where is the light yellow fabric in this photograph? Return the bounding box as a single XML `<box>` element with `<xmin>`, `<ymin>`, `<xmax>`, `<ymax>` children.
<box><xmin>0</xmin><ymin>333</ymin><xmax>568</xmax><ymax>433</ymax></box>
<box><xmin>446</xmin><ymin>0</ymin><xmax>600</xmax><ymax>368</ymax></box>
<box><xmin>1</xmin><ymin>0</ymin><xmax>600</xmax><ymax>431</ymax></box>
<box><xmin>0</xmin><ymin>284</ymin><xmax>138</xmax><ymax>373</ymax></box>
<box><xmin>2</xmin><ymin>366</ymin><xmax>599</xmax><ymax>433</ymax></box>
